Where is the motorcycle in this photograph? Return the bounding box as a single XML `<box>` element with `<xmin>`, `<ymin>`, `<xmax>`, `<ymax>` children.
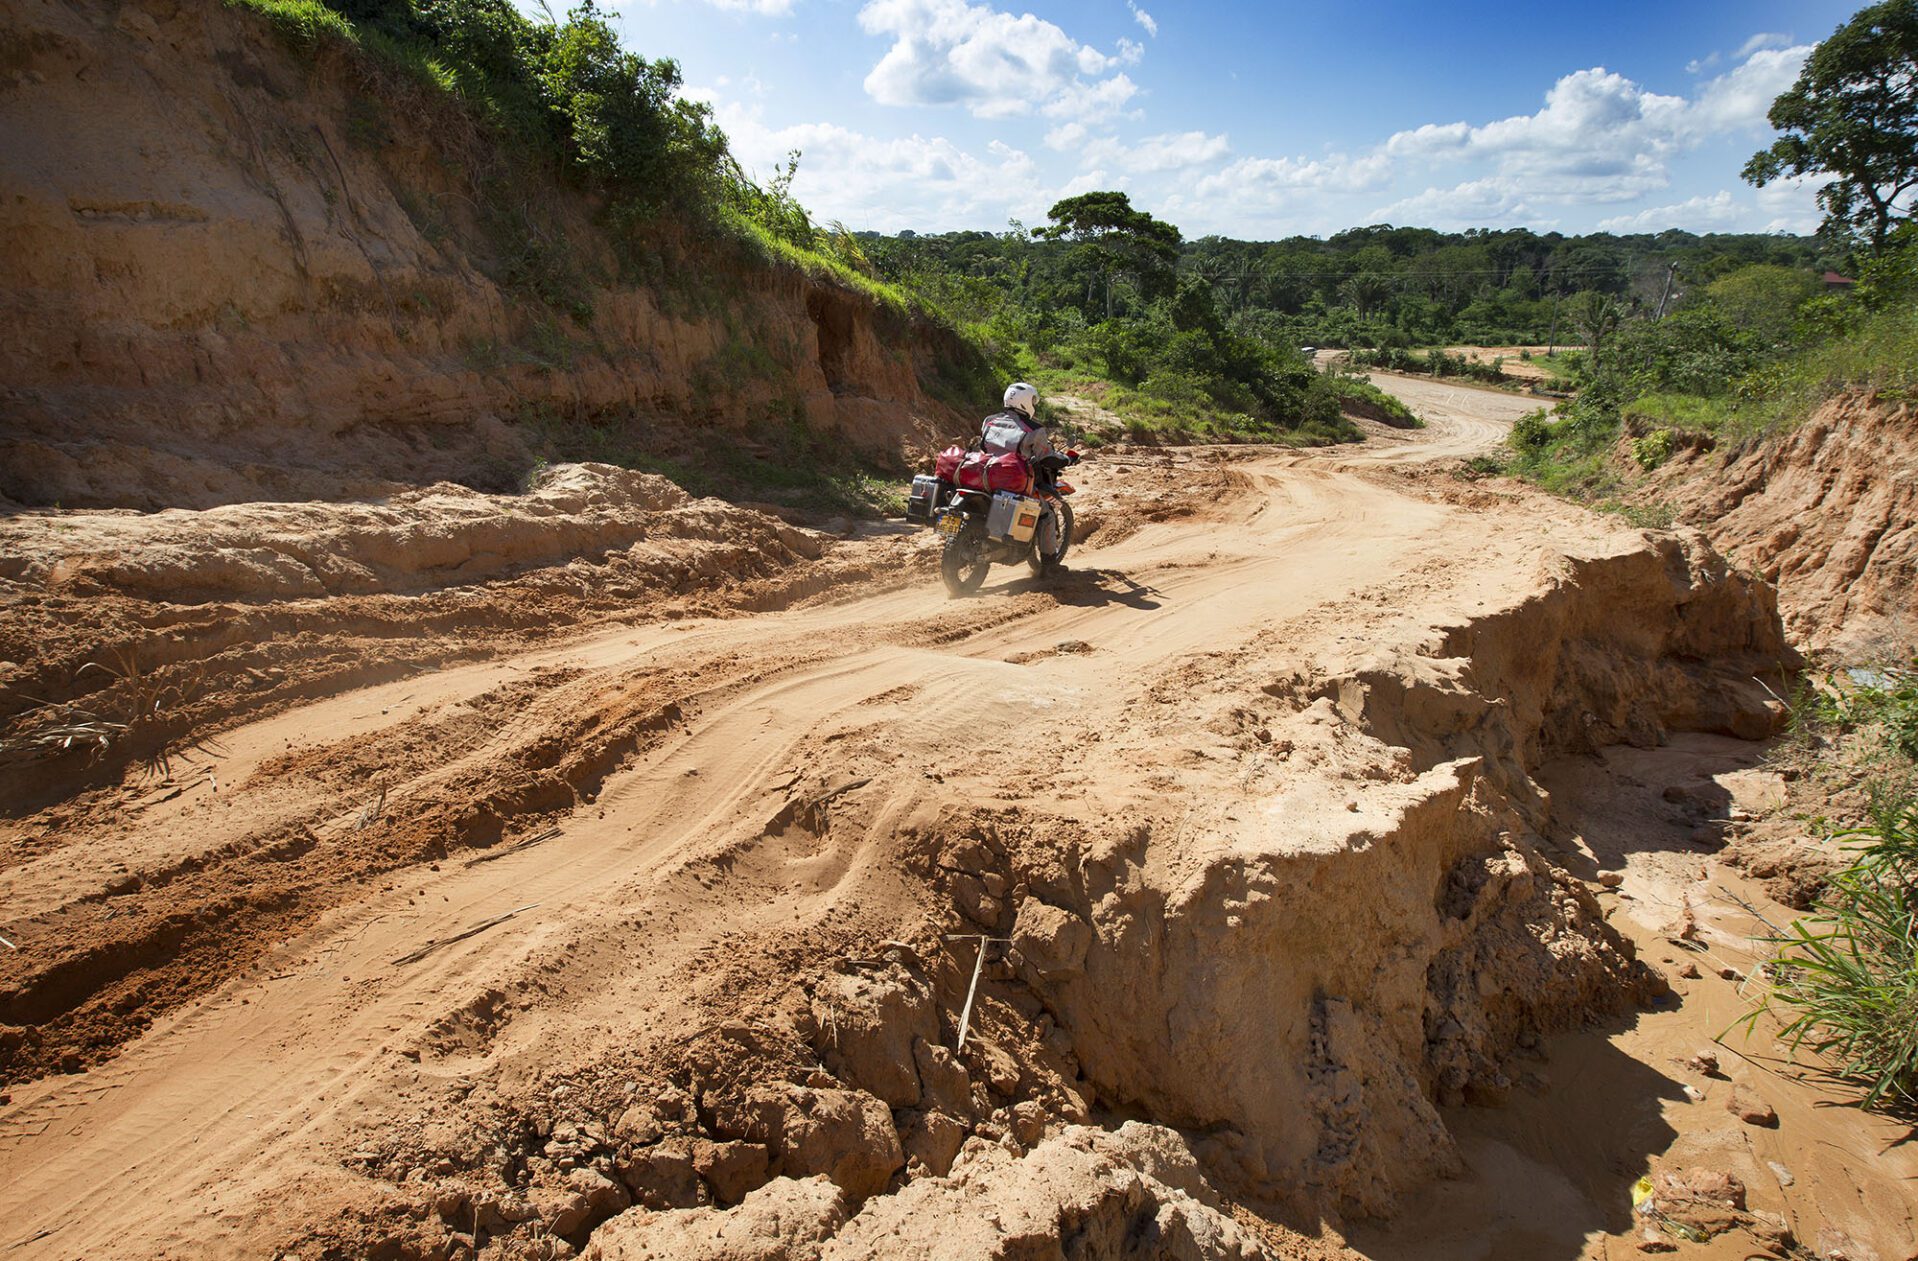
<box><xmin>905</xmin><ymin>448</ymin><xmax>1081</xmax><ymax>597</ymax></box>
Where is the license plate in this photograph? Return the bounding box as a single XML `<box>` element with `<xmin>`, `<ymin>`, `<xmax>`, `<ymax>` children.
<box><xmin>937</xmin><ymin>513</ymin><xmax>963</xmax><ymax>536</ymax></box>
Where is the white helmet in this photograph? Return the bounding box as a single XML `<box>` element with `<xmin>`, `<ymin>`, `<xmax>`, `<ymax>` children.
<box><xmin>1003</xmin><ymin>382</ymin><xmax>1039</xmax><ymax>419</ymax></box>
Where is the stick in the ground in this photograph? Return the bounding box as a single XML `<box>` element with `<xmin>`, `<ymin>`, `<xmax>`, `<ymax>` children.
<box><xmin>945</xmin><ymin>934</ymin><xmax>1011</xmax><ymax>1055</ymax></box>
<box><xmin>0</xmin><ymin>934</ymin><xmax>15</xmax><ymax>950</ymax></box>
<box><xmin>465</xmin><ymin>827</ymin><xmax>560</xmax><ymax>866</ymax></box>
<box><xmin>392</xmin><ymin>903</ymin><xmax>540</xmax><ymax>966</ymax></box>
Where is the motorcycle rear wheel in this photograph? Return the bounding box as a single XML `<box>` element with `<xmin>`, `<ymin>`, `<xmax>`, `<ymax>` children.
<box><xmin>940</xmin><ymin>519</ymin><xmax>991</xmax><ymax>597</ymax></box>
<box><xmin>1028</xmin><ymin>499</ymin><xmax>1074</xmax><ymax>578</ymax></box>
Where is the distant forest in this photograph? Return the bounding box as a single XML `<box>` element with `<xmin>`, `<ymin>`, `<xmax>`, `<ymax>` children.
<box><xmin>859</xmin><ymin>222</ymin><xmax>1842</xmax><ymax>351</ymax></box>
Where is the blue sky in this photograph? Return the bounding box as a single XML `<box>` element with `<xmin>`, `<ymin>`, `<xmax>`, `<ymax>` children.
<box><xmin>579</xmin><ymin>0</ymin><xmax>1863</xmax><ymax>239</ymax></box>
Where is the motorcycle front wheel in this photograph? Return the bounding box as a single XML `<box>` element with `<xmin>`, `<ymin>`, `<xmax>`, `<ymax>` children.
<box><xmin>940</xmin><ymin>518</ymin><xmax>991</xmax><ymax>597</ymax></box>
<box><xmin>1028</xmin><ymin>499</ymin><xmax>1074</xmax><ymax>578</ymax></box>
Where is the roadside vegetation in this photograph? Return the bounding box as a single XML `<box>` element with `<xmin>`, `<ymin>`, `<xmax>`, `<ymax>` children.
<box><xmin>862</xmin><ymin>202</ymin><xmax>1836</xmax><ymax>442</ymax></box>
<box><xmin>229</xmin><ymin>0</ymin><xmax>906</xmax><ymax>298</ymax></box>
<box><xmin>1757</xmin><ymin>663</ymin><xmax>1918</xmax><ymax>1112</ymax></box>
<box><xmin>1492</xmin><ymin>0</ymin><xmax>1917</xmax><ymax>503</ymax></box>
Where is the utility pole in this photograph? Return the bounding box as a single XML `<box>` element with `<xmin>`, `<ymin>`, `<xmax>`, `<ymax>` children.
<box><xmin>1653</xmin><ymin>261</ymin><xmax>1678</xmax><ymax>321</ymax></box>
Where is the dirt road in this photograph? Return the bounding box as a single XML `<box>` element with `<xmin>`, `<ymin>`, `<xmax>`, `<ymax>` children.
<box><xmin>0</xmin><ymin>378</ymin><xmax>1838</xmax><ymax>1260</ymax></box>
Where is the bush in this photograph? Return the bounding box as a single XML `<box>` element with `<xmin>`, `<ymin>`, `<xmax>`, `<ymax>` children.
<box><xmin>1763</xmin><ymin>796</ymin><xmax>1918</xmax><ymax>1111</ymax></box>
<box><xmin>1631</xmin><ymin>428</ymin><xmax>1675</xmax><ymax>470</ymax></box>
<box><xmin>1509</xmin><ymin>409</ymin><xmax>1553</xmax><ymax>451</ymax></box>
<box><xmin>1758</xmin><ymin>663</ymin><xmax>1918</xmax><ymax>1112</ymax></box>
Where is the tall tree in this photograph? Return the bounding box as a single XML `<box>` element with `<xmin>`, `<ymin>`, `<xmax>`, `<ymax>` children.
<box><xmin>1038</xmin><ymin>191</ymin><xmax>1182</xmax><ymax>319</ymax></box>
<box><xmin>1743</xmin><ymin>0</ymin><xmax>1918</xmax><ymax>251</ymax></box>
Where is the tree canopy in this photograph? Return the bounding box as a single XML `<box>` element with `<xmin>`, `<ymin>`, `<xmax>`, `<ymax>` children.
<box><xmin>1038</xmin><ymin>191</ymin><xmax>1183</xmax><ymax>316</ymax></box>
<box><xmin>1744</xmin><ymin>0</ymin><xmax>1918</xmax><ymax>250</ymax></box>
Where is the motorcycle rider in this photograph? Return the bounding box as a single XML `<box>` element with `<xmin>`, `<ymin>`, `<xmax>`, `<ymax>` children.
<box><xmin>980</xmin><ymin>382</ymin><xmax>1072</xmax><ymax>565</ymax></box>
<box><xmin>980</xmin><ymin>382</ymin><xmax>1055</xmax><ymax>465</ymax></box>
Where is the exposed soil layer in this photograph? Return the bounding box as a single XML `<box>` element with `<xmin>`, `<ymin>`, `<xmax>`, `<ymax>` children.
<box><xmin>0</xmin><ymin>0</ymin><xmax>975</xmax><ymax>513</ymax></box>
<box><xmin>1644</xmin><ymin>391</ymin><xmax>1918</xmax><ymax>659</ymax></box>
<box><xmin>6</xmin><ymin>379</ymin><xmax>1868</xmax><ymax>1261</ymax></box>
<box><xmin>1358</xmin><ymin>734</ymin><xmax>1918</xmax><ymax>1261</ymax></box>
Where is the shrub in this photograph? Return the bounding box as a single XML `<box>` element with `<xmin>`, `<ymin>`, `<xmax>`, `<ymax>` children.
<box><xmin>1509</xmin><ymin>409</ymin><xmax>1553</xmax><ymax>451</ymax></box>
<box><xmin>1757</xmin><ymin>663</ymin><xmax>1918</xmax><ymax>1112</ymax></box>
<box><xmin>1763</xmin><ymin>797</ymin><xmax>1918</xmax><ymax>1111</ymax></box>
<box><xmin>1631</xmin><ymin>428</ymin><xmax>1675</xmax><ymax>470</ymax></box>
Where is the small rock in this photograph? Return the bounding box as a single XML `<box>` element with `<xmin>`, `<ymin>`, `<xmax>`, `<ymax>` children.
<box><xmin>974</xmin><ymin>1041</ymin><xmax>1022</xmax><ymax>1095</ymax></box>
<box><xmin>1675</xmin><ymin>961</ymin><xmax>1701</xmax><ymax>979</ymax></box>
<box><xmin>1636</xmin><ymin>1226</ymin><xmax>1676</xmax><ymax>1253</ymax></box>
<box><xmin>1682</xmin><ymin>1168</ymin><xmax>1746</xmax><ymax>1210</ymax></box>
<box><xmin>431</xmin><ymin>1187</ymin><xmax>470</xmax><ymax>1223</ymax></box>
<box><xmin>900</xmin><ymin>1110</ymin><xmax>967</xmax><ymax>1176</ymax></box>
<box><xmin>565</xmin><ymin>1166</ymin><xmax>629</xmax><ymax>1229</ymax></box>
<box><xmin>1718</xmin><ymin>965</ymin><xmax>1742</xmax><ymax>980</ymax></box>
<box><xmin>1010</xmin><ymin>1100</ymin><xmax>1047</xmax><ymax>1146</ymax></box>
<box><xmin>1011</xmin><ymin>900</ymin><xmax>1092</xmax><ymax>979</ymax></box>
<box><xmin>1726</xmin><ymin>1084</ymin><xmax>1779</xmax><ymax>1127</ymax></box>
<box><xmin>616</xmin><ymin>1140</ymin><xmax>699</xmax><ymax>1209</ymax></box>
<box><xmin>1767</xmin><ymin>1160</ymin><xmax>1795</xmax><ymax>1188</ymax></box>
<box><xmin>1682</xmin><ymin>1084</ymin><xmax>1705</xmax><ymax>1102</ymax></box>
<box><xmin>1598</xmin><ymin>870</ymin><xmax>1625</xmax><ymax>888</ymax></box>
<box><xmin>1673</xmin><ymin>1050</ymin><xmax>1719</xmax><ymax>1075</ymax></box>
<box><xmin>693</xmin><ymin>1139</ymin><xmax>770</xmax><ymax>1206</ymax></box>
<box><xmin>612</xmin><ymin>1102</ymin><xmax>661</xmax><ymax>1146</ymax></box>
<box><xmin>811</xmin><ymin>962</ymin><xmax>937</xmax><ymax>1108</ymax></box>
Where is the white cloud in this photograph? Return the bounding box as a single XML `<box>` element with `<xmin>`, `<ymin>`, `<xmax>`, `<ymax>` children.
<box><xmin>1128</xmin><ymin>2</ymin><xmax>1157</xmax><ymax>38</ymax></box>
<box><xmin>1039</xmin><ymin>73</ymin><xmax>1140</xmax><ymax>123</ymax></box>
<box><xmin>1596</xmin><ymin>190</ymin><xmax>1743</xmax><ymax>234</ymax></box>
<box><xmin>1594</xmin><ymin>175</ymin><xmax>1827</xmax><ymax>235</ymax></box>
<box><xmin>1200</xmin><ymin>152</ymin><xmax>1387</xmax><ymax>196</ymax></box>
<box><xmin>1168</xmin><ymin>152</ymin><xmax>1390</xmax><ymax>231</ymax></box>
<box><xmin>1366</xmin><ymin>177</ymin><xmax>1558</xmax><ymax>231</ymax></box>
<box><xmin>1374</xmin><ymin>45</ymin><xmax>1810</xmax><ymax>209</ymax></box>
<box><xmin>857</xmin><ymin>0</ymin><xmax>1143</xmax><ymax>123</ymax></box>
<box><xmin>1082</xmin><ymin>130</ymin><xmax>1230</xmax><ymax>173</ymax></box>
<box><xmin>1686</xmin><ymin>45</ymin><xmax>1806</xmax><ymax>134</ymax></box>
<box><xmin>1736</xmin><ymin>32</ymin><xmax>1792</xmax><ymax>59</ymax></box>
<box><xmin>1044</xmin><ymin>121</ymin><xmax>1087</xmax><ymax>151</ymax></box>
<box><xmin>711</xmin><ymin>98</ymin><xmax>1097</xmax><ymax>230</ymax></box>
<box><xmin>1383</xmin><ymin>67</ymin><xmax>1687</xmax><ymax>190</ymax></box>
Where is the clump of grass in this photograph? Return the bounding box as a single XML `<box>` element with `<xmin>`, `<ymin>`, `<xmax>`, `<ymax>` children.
<box><xmin>1597</xmin><ymin>498</ymin><xmax>1677</xmax><ymax>530</ymax></box>
<box><xmin>1752</xmin><ymin>662</ymin><xmax>1918</xmax><ymax>1112</ymax></box>
<box><xmin>0</xmin><ymin>706</ymin><xmax>129</xmax><ymax>767</ymax></box>
<box><xmin>225</xmin><ymin>0</ymin><xmax>355</xmax><ymax>47</ymax></box>
<box><xmin>1761</xmin><ymin>797</ymin><xmax>1918</xmax><ymax>1111</ymax></box>
<box><xmin>2</xmin><ymin>647</ymin><xmax>212</xmax><ymax>776</ymax></box>
<box><xmin>1327</xmin><ymin>372</ymin><xmax>1425</xmax><ymax>428</ymax></box>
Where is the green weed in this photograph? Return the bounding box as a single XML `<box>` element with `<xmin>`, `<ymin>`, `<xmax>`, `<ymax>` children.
<box><xmin>1752</xmin><ymin>663</ymin><xmax>1918</xmax><ymax>1113</ymax></box>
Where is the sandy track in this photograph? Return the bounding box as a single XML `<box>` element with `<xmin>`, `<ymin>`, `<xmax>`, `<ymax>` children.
<box><xmin>1</xmin><ymin>382</ymin><xmax>1604</xmax><ymax>1257</ymax></box>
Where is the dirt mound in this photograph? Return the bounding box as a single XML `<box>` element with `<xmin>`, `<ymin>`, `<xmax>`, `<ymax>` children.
<box><xmin>0</xmin><ymin>0</ymin><xmax>975</xmax><ymax>512</ymax></box>
<box><xmin>586</xmin><ymin>1125</ymin><xmax>1282</xmax><ymax>1261</ymax></box>
<box><xmin>0</xmin><ymin>462</ymin><xmax>880</xmax><ymax>814</ymax></box>
<box><xmin>1647</xmin><ymin>390</ymin><xmax>1918</xmax><ymax>658</ymax></box>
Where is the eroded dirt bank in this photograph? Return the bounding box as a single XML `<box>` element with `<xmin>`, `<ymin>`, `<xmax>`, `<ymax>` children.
<box><xmin>0</xmin><ymin>0</ymin><xmax>976</xmax><ymax>511</ymax></box>
<box><xmin>1640</xmin><ymin>390</ymin><xmax>1917</xmax><ymax>659</ymax></box>
<box><xmin>7</xmin><ymin>380</ymin><xmax>1876</xmax><ymax>1261</ymax></box>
